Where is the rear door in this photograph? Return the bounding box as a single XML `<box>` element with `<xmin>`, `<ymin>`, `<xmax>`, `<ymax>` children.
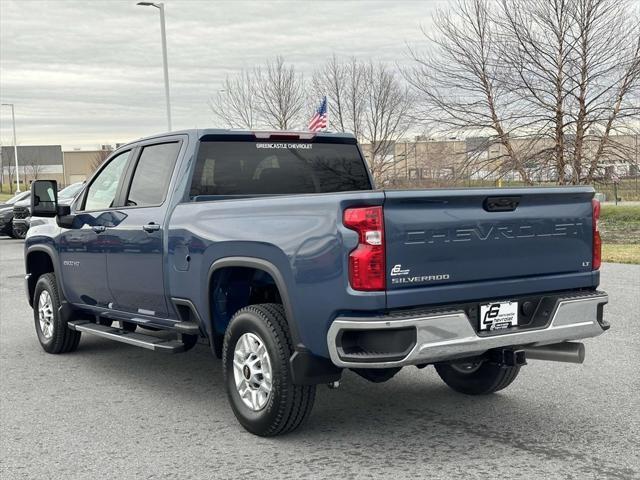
<box><xmin>105</xmin><ymin>140</ymin><xmax>182</xmax><ymax>319</ymax></box>
<box><xmin>383</xmin><ymin>187</ymin><xmax>595</xmax><ymax>301</ymax></box>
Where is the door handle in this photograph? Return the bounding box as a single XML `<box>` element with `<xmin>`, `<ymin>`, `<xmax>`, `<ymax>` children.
<box><xmin>143</xmin><ymin>223</ymin><xmax>160</xmax><ymax>233</ymax></box>
<box><xmin>92</xmin><ymin>225</ymin><xmax>106</xmax><ymax>233</ymax></box>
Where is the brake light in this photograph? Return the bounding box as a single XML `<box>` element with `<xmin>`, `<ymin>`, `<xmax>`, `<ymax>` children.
<box><xmin>592</xmin><ymin>199</ymin><xmax>601</xmax><ymax>270</ymax></box>
<box><xmin>343</xmin><ymin>206</ymin><xmax>385</xmax><ymax>291</ymax></box>
<box><xmin>253</xmin><ymin>131</ymin><xmax>315</xmax><ymax>140</ymax></box>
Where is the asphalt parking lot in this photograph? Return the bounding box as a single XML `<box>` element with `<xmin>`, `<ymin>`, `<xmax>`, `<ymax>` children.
<box><xmin>1</xmin><ymin>236</ymin><xmax>639</xmax><ymax>479</ymax></box>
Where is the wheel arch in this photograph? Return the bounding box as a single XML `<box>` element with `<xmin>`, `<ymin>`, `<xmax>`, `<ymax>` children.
<box><xmin>25</xmin><ymin>245</ymin><xmax>60</xmax><ymax>307</ymax></box>
<box><xmin>207</xmin><ymin>257</ymin><xmax>301</xmax><ymax>347</ymax></box>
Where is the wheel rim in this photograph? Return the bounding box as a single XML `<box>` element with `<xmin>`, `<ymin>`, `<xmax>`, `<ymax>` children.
<box><xmin>233</xmin><ymin>332</ymin><xmax>273</xmax><ymax>411</ymax></box>
<box><xmin>450</xmin><ymin>360</ymin><xmax>483</xmax><ymax>374</ymax></box>
<box><xmin>38</xmin><ymin>290</ymin><xmax>54</xmax><ymax>339</ymax></box>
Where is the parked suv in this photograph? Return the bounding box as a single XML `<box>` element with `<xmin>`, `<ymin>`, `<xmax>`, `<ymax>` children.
<box><xmin>25</xmin><ymin>129</ymin><xmax>608</xmax><ymax>436</ymax></box>
<box><xmin>0</xmin><ymin>190</ymin><xmax>30</xmax><ymax>237</ymax></box>
<box><xmin>11</xmin><ymin>197</ymin><xmax>31</xmax><ymax>239</ymax></box>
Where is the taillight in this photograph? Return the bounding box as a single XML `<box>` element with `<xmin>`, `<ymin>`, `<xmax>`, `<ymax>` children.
<box><xmin>343</xmin><ymin>206</ymin><xmax>386</xmax><ymax>291</ymax></box>
<box><xmin>592</xmin><ymin>198</ymin><xmax>601</xmax><ymax>270</ymax></box>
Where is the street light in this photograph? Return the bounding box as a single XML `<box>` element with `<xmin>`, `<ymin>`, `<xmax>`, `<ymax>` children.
<box><xmin>1</xmin><ymin>103</ymin><xmax>21</xmax><ymax>192</ymax></box>
<box><xmin>137</xmin><ymin>2</ymin><xmax>172</xmax><ymax>131</ymax></box>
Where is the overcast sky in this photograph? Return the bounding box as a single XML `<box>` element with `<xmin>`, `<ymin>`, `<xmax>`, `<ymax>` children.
<box><xmin>0</xmin><ymin>0</ymin><xmax>442</xmax><ymax>150</ymax></box>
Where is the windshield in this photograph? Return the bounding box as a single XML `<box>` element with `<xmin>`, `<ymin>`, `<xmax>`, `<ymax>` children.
<box><xmin>191</xmin><ymin>141</ymin><xmax>371</xmax><ymax>197</ymax></box>
<box><xmin>5</xmin><ymin>191</ymin><xmax>30</xmax><ymax>205</ymax></box>
<box><xmin>58</xmin><ymin>182</ymin><xmax>84</xmax><ymax>200</ymax></box>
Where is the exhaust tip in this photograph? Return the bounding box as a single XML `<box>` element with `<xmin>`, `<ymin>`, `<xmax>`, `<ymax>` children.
<box><xmin>523</xmin><ymin>342</ymin><xmax>585</xmax><ymax>364</ymax></box>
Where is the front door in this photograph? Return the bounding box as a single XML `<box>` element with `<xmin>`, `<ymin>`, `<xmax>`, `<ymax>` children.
<box><xmin>58</xmin><ymin>150</ymin><xmax>131</xmax><ymax>308</ymax></box>
<box><xmin>105</xmin><ymin>141</ymin><xmax>181</xmax><ymax>319</ymax></box>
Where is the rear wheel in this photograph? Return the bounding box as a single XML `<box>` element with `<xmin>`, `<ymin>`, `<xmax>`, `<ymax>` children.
<box><xmin>222</xmin><ymin>303</ymin><xmax>316</xmax><ymax>436</ymax></box>
<box><xmin>33</xmin><ymin>273</ymin><xmax>81</xmax><ymax>354</ymax></box>
<box><xmin>434</xmin><ymin>359</ymin><xmax>520</xmax><ymax>395</ymax></box>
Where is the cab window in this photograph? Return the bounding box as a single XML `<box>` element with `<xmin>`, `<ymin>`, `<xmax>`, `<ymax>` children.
<box><xmin>126</xmin><ymin>142</ymin><xmax>180</xmax><ymax>207</ymax></box>
<box><xmin>83</xmin><ymin>151</ymin><xmax>130</xmax><ymax>211</ymax></box>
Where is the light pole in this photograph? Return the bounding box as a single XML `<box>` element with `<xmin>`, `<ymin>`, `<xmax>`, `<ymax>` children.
<box><xmin>137</xmin><ymin>2</ymin><xmax>172</xmax><ymax>131</ymax></box>
<box><xmin>1</xmin><ymin>103</ymin><xmax>21</xmax><ymax>192</ymax></box>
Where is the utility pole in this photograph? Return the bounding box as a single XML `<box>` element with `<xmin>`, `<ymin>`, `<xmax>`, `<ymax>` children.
<box><xmin>1</xmin><ymin>103</ymin><xmax>21</xmax><ymax>192</ymax></box>
<box><xmin>137</xmin><ymin>2</ymin><xmax>172</xmax><ymax>131</ymax></box>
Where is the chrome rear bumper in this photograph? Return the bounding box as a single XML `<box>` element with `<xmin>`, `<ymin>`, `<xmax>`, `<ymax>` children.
<box><xmin>327</xmin><ymin>291</ymin><xmax>608</xmax><ymax>368</ymax></box>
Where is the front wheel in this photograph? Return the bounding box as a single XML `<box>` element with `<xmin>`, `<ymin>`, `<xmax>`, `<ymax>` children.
<box><xmin>434</xmin><ymin>359</ymin><xmax>520</xmax><ymax>395</ymax></box>
<box><xmin>33</xmin><ymin>273</ymin><xmax>81</xmax><ymax>354</ymax></box>
<box><xmin>222</xmin><ymin>304</ymin><xmax>316</xmax><ymax>436</ymax></box>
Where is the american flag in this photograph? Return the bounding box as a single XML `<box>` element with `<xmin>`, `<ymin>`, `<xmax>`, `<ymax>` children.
<box><xmin>308</xmin><ymin>96</ymin><xmax>328</xmax><ymax>132</ymax></box>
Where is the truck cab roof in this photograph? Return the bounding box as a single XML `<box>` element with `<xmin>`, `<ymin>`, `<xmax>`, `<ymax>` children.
<box><xmin>118</xmin><ymin>129</ymin><xmax>357</xmax><ymax>152</ymax></box>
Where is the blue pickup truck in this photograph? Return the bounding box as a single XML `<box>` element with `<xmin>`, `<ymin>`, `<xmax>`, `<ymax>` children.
<box><xmin>25</xmin><ymin>129</ymin><xmax>609</xmax><ymax>436</ymax></box>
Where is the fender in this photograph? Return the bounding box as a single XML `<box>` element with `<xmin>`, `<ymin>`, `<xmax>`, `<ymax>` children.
<box><xmin>24</xmin><ymin>243</ymin><xmax>66</xmax><ymax>307</ymax></box>
<box><xmin>207</xmin><ymin>256</ymin><xmax>341</xmax><ymax>385</ymax></box>
<box><xmin>207</xmin><ymin>256</ymin><xmax>302</xmax><ymax>348</ymax></box>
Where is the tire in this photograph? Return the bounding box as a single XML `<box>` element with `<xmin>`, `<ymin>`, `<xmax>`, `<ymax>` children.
<box><xmin>222</xmin><ymin>303</ymin><xmax>316</xmax><ymax>436</ymax></box>
<box><xmin>98</xmin><ymin>319</ymin><xmax>136</xmax><ymax>332</ymax></box>
<box><xmin>33</xmin><ymin>273</ymin><xmax>81</xmax><ymax>354</ymax></box>
<box><xmin>121</xmin><ymin>321</ymin><xmax>137</xmax><ymax>332</ymax></box>
<box><xmin>13</xmin><ymin>227</ymin><xmax>26</xmax><ymax>240</ymax></box>
<box><xmin>434</xmin><ymin>359</ymin><xmax>520</xmax><ymax>395</ymax></box>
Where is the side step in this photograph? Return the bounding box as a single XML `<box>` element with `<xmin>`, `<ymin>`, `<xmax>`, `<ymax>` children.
<box><xmin>68</xmin><ymin>320</ymin><xmax>186</xmax><ymax>353</ymax></box>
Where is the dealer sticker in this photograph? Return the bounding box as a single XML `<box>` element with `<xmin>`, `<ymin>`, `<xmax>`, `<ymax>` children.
<box><xmin>479</xmin><ymin>301</ymin><xmax>518</xmax><ymax>331</ymax></box>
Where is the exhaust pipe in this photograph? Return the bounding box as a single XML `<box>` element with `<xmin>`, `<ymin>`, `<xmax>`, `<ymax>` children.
<box><xmin>523</xmin><ymin>342</ymin><xmax>585</xmax><ymax>364</ymax></box>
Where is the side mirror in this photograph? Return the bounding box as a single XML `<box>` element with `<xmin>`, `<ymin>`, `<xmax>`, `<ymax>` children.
<box><xmin>31</xmin><ymin>180</ymin><xmax>58</xmax><ymax>217</ymax></box>
<box><xmin>56</xmin><ymin>205</ymin><xmax>76</xmax><ymax>229</ymax></box>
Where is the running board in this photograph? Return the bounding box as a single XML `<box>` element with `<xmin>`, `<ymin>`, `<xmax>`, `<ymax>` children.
<box><xmin>67</xmin><ymin>320</ymin><xmax>186</xmax><ymax>353</ymax></box>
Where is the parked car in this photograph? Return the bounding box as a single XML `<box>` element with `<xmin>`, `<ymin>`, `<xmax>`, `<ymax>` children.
<box><xmin>0</xmin><ymin>190</ymin><xmax>30</xmax><ymax>237</ymax></box>
<box><xmin>11</xmin><ymin>196</ymin><xmax>31</xmax><ymax>239</ymax></box>
<box><xmin>25</xmin><ymin>129</ymin><xmax>608</xmax><ymax>436</ymax></box>
<box><xmin>12</xmin><ymin>182</ymin><xmax>84</xmax><ymax>239</ymax></box>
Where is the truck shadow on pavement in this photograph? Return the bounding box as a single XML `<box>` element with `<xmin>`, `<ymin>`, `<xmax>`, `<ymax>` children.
<box><xmin>61</xmin><ymin>337</ymin><xmax>635</xmax><ymax>479</ymax></box>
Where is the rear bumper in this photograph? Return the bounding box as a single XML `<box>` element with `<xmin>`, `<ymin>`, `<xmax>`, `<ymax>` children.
<box><xmin>327</xmin><ymin>291</ymin><xmax>608</xmax><ymax>368</ymax></box>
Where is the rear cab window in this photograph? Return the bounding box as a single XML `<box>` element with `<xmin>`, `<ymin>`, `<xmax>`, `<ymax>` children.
<box><xmin>190</xmin><ymin>138</ymin><xmax>371</xmax><ymax>198</ymax></box>
<box><xmin>126</xmin><ymin>142</ymin><xmax>180</xmax><ymax>207</ymax></box>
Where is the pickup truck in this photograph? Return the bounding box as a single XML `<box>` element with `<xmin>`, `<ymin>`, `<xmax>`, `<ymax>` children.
<box><xmin>25</xmin><ymin>129</ymin><xmax>609</xmax><ymax>436</ymax></box>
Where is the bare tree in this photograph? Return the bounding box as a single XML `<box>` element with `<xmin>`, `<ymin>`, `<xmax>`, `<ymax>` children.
<box><xmin>574</xmin><ymin>1</ymin><xmax>640</xmax><ymax>182</ymax></box>
<box><xmin>91</xmin><ymin>149</ymin><xmax>111</xmax><ymax>174</ymax></box>
<box><xmin>499</xmin><ymin>0</ymin><xmax>577</xmax><ymax>183</ymax></box>
<box><xmin>362</xmin><ymin>62</ymin><xmax>414</xmax><ymax>184</ymax></box>
<box><xmin>407</xmin><ymin>0</ymin><xmax>639</xmax><ymax>185</ymax></box>
<box><xmin>25</xmin><ymin>158</ymin><xmax>44</xmax><ymax>181</ymax></box>
<box><xmin>2</xmin><ymin>150</ymin><xmax>16</xmax><ymax>193</ymax></box>
<box><xmin>406</xmin><ymin>0</ymin><xmax>533</xmax><ymax>184</ymax></box>
<box><xmin>209</xmin><ymin>70</ymin><xmax>258</xmax><ymax>129</ymax></box>
<box><xmin>313</xmin><ymin>57</ymin><xmax>413</xmax><ymax>184</ymax></box>
<box><xmin>254</xmin><ymin>56</ymin><xmax>306</xmax><ymax>130</ymax></box>
<box><xmin>312</xmin><ymin>55</ymin><xmax>366</xmax><ymax>137</ymax></box>
<box><xmin>209</xmin><ymin>56</ymin><xmax>306</xmax><ymax>130</ymax></box>
<box><xmin>501</xmin><ymin>0</ymin><xmax>640</xmax><ymax>184</ymax></box>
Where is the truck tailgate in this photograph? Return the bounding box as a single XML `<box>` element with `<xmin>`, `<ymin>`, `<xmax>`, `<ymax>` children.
<box><xmin>383</xmin><ymin>187</ymin><xmax>596</xmax><ymax>304</ymax></box>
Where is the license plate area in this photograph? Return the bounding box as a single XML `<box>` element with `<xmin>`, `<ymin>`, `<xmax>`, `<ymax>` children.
<box><xmin>479</xmin><ymin>301</ymin><xmax>518</xmax><ymax>331</ymax></box>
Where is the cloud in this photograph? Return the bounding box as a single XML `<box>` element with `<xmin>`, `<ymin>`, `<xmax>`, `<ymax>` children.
<box><xmin>0</xmin><ymin>0</ymin><xmax>440</xmax><ymax>148</ymax></box>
